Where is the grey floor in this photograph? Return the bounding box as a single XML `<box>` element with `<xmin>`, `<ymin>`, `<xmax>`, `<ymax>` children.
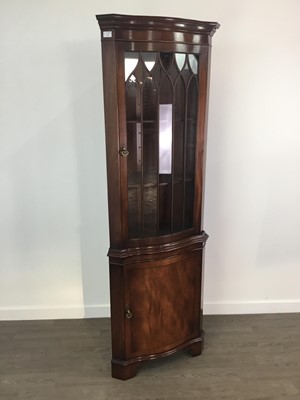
<box><xmin>1</xmin><ymin>314</ymin><xmax>300</xmax><ymax>400</ymax></box>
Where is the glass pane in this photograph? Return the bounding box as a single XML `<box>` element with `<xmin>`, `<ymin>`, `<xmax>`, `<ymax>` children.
<box><xmin>186</xmin><ymin>121</ymin><xmax>196</xmax><ymax>179</ymax></box>
<box><xmin>143</xmin><ymin>123</ymin><xmax>158</xmax><ymax>185</ymax></box>
<box><xmin>150</xmin><ymin>54</ymin><xmax>164</xmax><ymax>84</ymax></box>
<box><xmin>125</xmin><ymin>78</ymin><xmax>140</xmax><ymax>121</ymax></box>
<box><xmin>143</xmin><ymin>76</ymin><xmax>158</xmax><ymax>121</ymax></box>
<box><xmin>124</xmin><ymin>52</ymin><xmax>139</xmax><ymax>81</ymax></box>
<box><xmin>182</xmin><ymin>63</ymin><xmax>193</xmax><ymax>85</ymax></box>
<box><xmin>159</xmin><ymin>104</ymin><xmax>172</xmax><ymax>174</ymax></box>
<box><xmin>187</xmin><ymin>76</ymin><xmax>198</xmax><ymax>119</ymax></box>
<box><xmin>186</xmin><ymin>77</ymin><xmax>197</xmax><ymax>181</ymax></box>
<box><xmin>184</xmin><ymin>181</ymin><xmax>194</xmax><ymax>229</ymax></box>
<box><xmin>127</xmin><ymin>122</ymin><xmax>141</xmax><ymax>185</ymax></box>
<box><xmin>184</xmin><ymin>76</ymin><xmax>198</xmax><ymax>228</ymax></box>
<box><xmin>173</xmin><ymin>120</ymin><xmax>184</xmax><ymax>180</ymax></box>
<box><xmin>187</xmin><ymin>71</ymin><xmax>198</xmax><ymax>181</ymax></box>
<box><xmin>160</xmin><ymin>52</ymin><xmax>173</xmax><ymax>71</ymax></box>
<box><xmin>175</xmin><ymin>53</ymin><xmax>186</xmax><ymax>71</ymax></box>
<box><xmin>159</xmin><ymin>178</ymin><xmax>171</xmax><ymax>235</ymax></box>
<box><xmin>174</xmin><ymin>77</ymin><xmax>185</xmax><ymax>181</ymax></box>
<box><xmin>159</xmin><ymin>75</ymin><xmax>173</xmax><ymax>104</ymax></box>
<box><xmin>127</xmin><ymin>122</ymin><xmax>142</xmax><ymax>238</ymax></box>
<box><xmin>188</xmin><ymin>54</ymin><xmax>198</xmax><ymax>74</ymax></box>
<box><xmin>142</xmin><ymin>52</ymin><xmax>157</xmax><ymax>71</ymax></box>
<box><xmin>128</xmin><ymin>186</ymin><xmax>142</xmax><ymax>237</ymax></box>
<box><xmin>173</xmin><ymin>181</ymin><xmax>183</xmax><ymax>232</ymax></box>
<box><xmin>143</xmin><ymin>186</ymin><xmax>157</xmax><ymax>237</ymax></box>
<box><xmin>168</xmin><ymin>56</ymin><xmax>178</xmax><ymax>83</ymax></box>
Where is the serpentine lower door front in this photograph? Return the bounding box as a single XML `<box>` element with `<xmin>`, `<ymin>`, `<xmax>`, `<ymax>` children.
<box><xmin>96</xmin><ymin>13</ymin><xmax>219</xmax><ymax>380</ymax></box>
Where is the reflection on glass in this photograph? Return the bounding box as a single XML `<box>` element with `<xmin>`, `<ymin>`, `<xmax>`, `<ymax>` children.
<box><xmin>124</xmin><ymin>52</ymin><xmax>139</xmax><ymax>81</ymax></box>
<box><xmin>141</xmin><ymin>52</ymin><xmax>156</xmax><ymax>71</ymax></box>
<box><xmin>159</xmin><ymin>104</ymin><xmax>172</xmax><ymax>174</ymax></box>
<box><xmin>128</xmin><ymin>75</ymin><xmax>136</xmax><ymax>83</ymax></box>
<box><xmin>188</xmin><ymin>54</ymin><xmax>198</xmax><ymax>74</ymax></box>
<box><xmin>175</xmin><ymin>53</ymin><xmax>186</xmax><ymax>71</ymax></box>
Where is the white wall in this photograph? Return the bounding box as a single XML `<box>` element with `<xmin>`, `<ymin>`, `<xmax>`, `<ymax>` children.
<box><xmin>1</xmin><ymin>0</ymin><xmax>300</xmax><ymax>320</ymax></box>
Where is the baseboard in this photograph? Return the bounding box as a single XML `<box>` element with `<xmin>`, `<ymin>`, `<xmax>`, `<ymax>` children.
<box><xmin>204</xmin><ymin>300</ymin><xmax>300</xmax><ymax>315</ymax></box>
<box><xmin>0</xmin><ymin>304</ymin><xmax>110</xmax><ymax>321</ymax></box>
<box><xmin>1</xmin><ymin>301</ymin><xmax>300</xmax><ymax>321</ymax></box>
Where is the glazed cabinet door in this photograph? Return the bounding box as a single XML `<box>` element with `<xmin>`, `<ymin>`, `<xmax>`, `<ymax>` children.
<box><xmin>122</xmin><ymin>50</ymin><xmax>201</xmax><ymax>242</ymax></box>
<box><xmin>124</xmin><ymin>252</ymin><xmax>203</xmax><ymax>358</ymax></box>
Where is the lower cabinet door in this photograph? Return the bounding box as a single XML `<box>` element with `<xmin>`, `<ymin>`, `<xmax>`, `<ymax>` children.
<box><xmin>124</xmin><ymin>251</ymin><xmax>202</xmax><ymax>358</ymax></box>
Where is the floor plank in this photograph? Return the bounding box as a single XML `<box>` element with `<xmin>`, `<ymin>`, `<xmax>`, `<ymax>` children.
<box><xmin>0</xmin><ymin>314</ymin><xmax>300</xmax><ymax>399</ymax></box>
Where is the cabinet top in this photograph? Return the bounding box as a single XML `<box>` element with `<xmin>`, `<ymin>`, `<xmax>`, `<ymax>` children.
<box><xmin>96</xmin><ymin>14</ymin><xmax>220</xmax><ymax>37</ymax></box>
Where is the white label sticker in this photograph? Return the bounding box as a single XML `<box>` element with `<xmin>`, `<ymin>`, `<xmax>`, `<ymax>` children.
<box><xmin>103</xmin><ymin>31</ymin><xmax>112</xmax><ymax>38</ymax></box>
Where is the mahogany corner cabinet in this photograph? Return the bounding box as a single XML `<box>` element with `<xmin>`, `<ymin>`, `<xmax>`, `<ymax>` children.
<box><xmin>96</xmin><ymin>14</ymin><xmax>219</xmax><ymax>380</ymax></box>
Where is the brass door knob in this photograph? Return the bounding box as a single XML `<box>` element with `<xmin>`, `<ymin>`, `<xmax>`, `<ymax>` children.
<box><xmin>119</xmin><ymin>147</ymin><xmax>129</xmax><ymax>157</ymax></box>
<box><xmin>125</xmin><ymin>308</ymin><xmax>133</xmax><ymax>319</ymax></box>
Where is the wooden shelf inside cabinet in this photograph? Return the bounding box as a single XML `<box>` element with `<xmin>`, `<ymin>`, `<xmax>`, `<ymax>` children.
<box><xmin>96</xmin><ymin>13</ymin><xmax>219</xmax><ymax>380</ymax></box>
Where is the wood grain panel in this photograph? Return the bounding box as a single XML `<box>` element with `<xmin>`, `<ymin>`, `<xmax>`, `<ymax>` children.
<box><xmin>125</xmin><ymin>253</ymin><xmax>201</xmax><ymax>357</ymax></box>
